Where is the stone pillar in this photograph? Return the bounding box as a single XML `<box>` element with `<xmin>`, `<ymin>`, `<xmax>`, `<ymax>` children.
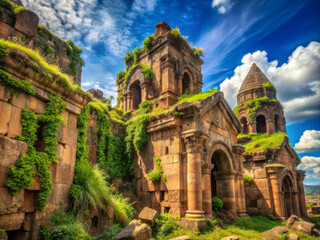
<box><xmin>123</xmin><ymin>94</ymin><xmax>127</xmax><ymax>112</ymax></box>
<box><xmin>266</xmin><ymin>119</ymin><xmax>275</xmax><ymax>135</ymax></box>
<box><xmin>292</xmin><ymin>190</ymin><xmax>301</xmax><ymax>216</ymax></box>
<box><xmin>297</xmin><ymin>170</ymin><xmax>307</xmax><ymax>217</ymax></box>
<box><xmin>182</xmin><ymin>130</ymin><xmax>208</xmax><ymax>218</ymax></box>
<box><xmin>266</xmin><ymin>165</ymin><xmax>285</xmax><ymax>218</ymax></box>
<box><xmin>178</xmin><ymin>75</ymin><xmax>183</xmax><ymax>96</ymax></box>
<box><xmin>232</xmin><ymin>144</ymin><xmax>247</xmax><ymax>216</ymax></box>
<box><xmin>202</xmin><ymin>163</ymin><xmax>214</xmax><ymax>218</ymax></box>
<box><xmin>141</xmin><ymin>82</ymin><xmax>148</xmax><ymax>102</ymax></box>
<box><xmin>127</xmin><ymin>92</ymin><xmax>132</xmax><ymax>111</ymax></box>
<box><xmin>248</xmin><ymin>121</ymin><xmax>257</xmax><ymax>134</ymax></box>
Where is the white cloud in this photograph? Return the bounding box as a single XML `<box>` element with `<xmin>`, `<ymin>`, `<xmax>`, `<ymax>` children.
<box><xmin>294</xmin><ymin>130</ymin><xmax>320</xmax><ymax>153</ymax></box>
<box><xmin>82</xmin><ymin>82</ymin><xmax>93</xmax><ymax>87</ymax></box>
<box><xmin>132</xmin><ymin>0</ymin><xmax>157</xmax><ymax>13</ymax></box>
<box><xmin>298</xmin><ymin>156</ymin><xmax>320</xmax><ymax>185</ymax></box>
<box><xmin>212</xmin><ymin>0</ymin><xmax>234</xmax><ymax>14</ymax></box>
<box><xmin>219</xmin><ymin>41</ymin><xmax>320</xmax><ymax>124</ymax></box>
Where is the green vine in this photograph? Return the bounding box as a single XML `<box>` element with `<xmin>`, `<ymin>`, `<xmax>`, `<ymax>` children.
<box><xmin>142</xmin><ymin>34</ymin><xmax>154</xmax><ymax>53</ymax></box>
<box><xmin>66</xmin><ymin>39</ymin><xmax>85</xmax><ymax>79</ymax></box>
<box><xmin>243</xmin><ymin>174</ymin><xmax>254</xmax><ymax>186</ymax></box>
<box><xmin>6</xmin><ymin>93</ymin><xmax>67</xmax><ymax>211</ymax></box>
<box><xmin>147</xmin><ymin>157</ymin><xmax>164</xmax><ymax>182</ymax></box>
<box><xmin>244</xmin><ymin>97</ymin><xmax>280</xmax><ymax>122</ymax></box>
<box><xmin>233</xmin><ymin>105</ymin><xmax>241</xmax><ymax>117</ymax></box>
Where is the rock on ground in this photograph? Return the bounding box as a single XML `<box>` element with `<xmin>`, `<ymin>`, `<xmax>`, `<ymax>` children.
<box><xmin>271</xmin><ymin>226</ymin><xmax>288</xmax><ymax>235</ymax></box>
<box><xmin>261</xmin><ymin>229</ymin><xmax>280</xmax><ymax>240</ymax></box>
<box><xmin>286</xmin><ymin>215</ymin><xmax>299</xmax><ymax>229</ymax></box>
<box><xmin>292</xmin><ymin>220</ymin><xmax>315</xmax><ymax>235</ymax></box>
<box><xmin>114</xmin><ymin>219</ymin><xmax>151</xmax><ymax>240</ymax></box>
<box><xmin>220</xmin><ymin>236</ymin><xmax>241</xmax><ymax>240</ymax></box>
<box><xmin>169</xmin><ymin>236</ymin><xmax>191</xmax><ymax>240</ymax></box>
<box><xmin>287</xmin><ymin>233</ymin><xmax>299</xmax><ymax>240</ymax></box>
<box><xmin>138</xmin><ymin>207</ymin><xmax>158</xmax><ymax>225</ymax></box>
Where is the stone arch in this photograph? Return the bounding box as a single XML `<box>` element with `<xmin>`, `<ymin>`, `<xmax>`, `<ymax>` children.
<box><xmin>256</xmin><ymin>114</ymin><xmax>266</xmax><ymax>133</ymax></box>
<box><xmin>180</xmin><ymin>67</ymin><xmax>195</xmax><ymax>96</ymax></box>
<box><xmin>240</xmin><ymin>116</ymin><xmax>248</xmax><ymax>134</ymax></box>
<box><xmin>274</xmin><ymin>114</ymin><xmax>281</xmax><ymax>132</ymax></box>
<box><xmin>129</xmin><ymin>80</ymin><xmax>142</xmax><ymax>110</ymax></box>
<box><xmin>279</xmin><ymin>169</ymin><xmax>297</xmax><ymax>218</ymax></box>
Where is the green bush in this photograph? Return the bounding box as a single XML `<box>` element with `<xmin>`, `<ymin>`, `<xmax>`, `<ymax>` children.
<box><xmin>112</xmin><ymin>194</ymin><xmax>135</xmax><ymax>226</ymax></box>
<box><xmin>212</xmin><ymin>197</ymin><xmax>224</xmax><ymax>212</ymax></box>
<box><xmin>37</xmin><ymin>42</ymin><xmax>53</xmax><ymax>55</ymax></box>
<box><xmin>142</xmin><ymin>34</ymin><xmax>154</xmax><ymax>53</ymax></box>
<box><xmin>51</xmin><ymin>222</ymin><xmax>91</xmax><ymax>240</ymax></box>
<box><xmin>153</xmin><ymin>213</ymin><xmax>179</xmax><ymax>238</ymax></box>
<box><xmin>192</xmin><ymin>46</ymin><xmax>204</xmax><ymax>58</ymax></box>
<box><xmin>147</xmin><ymin>157</ymin><xmax>163</xmax><ymax>182</ymax></box>
<box><xmin>38</xmin><ymin>29</ymin><xmax>49</xmax><ymax>40</ymax></box>
<box><xmin>243</xmin><ymin>174</ymin><xmax>254</xmax><ymax>186</ymax></box>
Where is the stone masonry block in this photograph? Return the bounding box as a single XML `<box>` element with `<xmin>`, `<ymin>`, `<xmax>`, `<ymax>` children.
<box><xmin>11</xmin><ymin>92</ymin><xmax>27</xmax><ymax>109</ymax></box>
<box><xmin>60</xmin><ymin>110</ymin><xmax>69</xmax><ymax>123</ymax></box>
<box><xmin>55</xmin><ymin>144</ymin><xmax>64</xmax><ymax>162</ymax></box>
<box><xmin>255</xmin><ymin>179</ymin><xmax>269</xmax><ymax>188</ymax></box>
<box><xmin>255</xmin><ymin>168</ymin><xmax>267</xmax><ymax>179</ymax></box>
<box><xmin>0</xmin><ymin>101</ymin><xmax>12</xmax><ymax>135</ymax></box>
<box><xmin>46</xmin><ymin>183</ymin><xmax>71</xmax><ymax>210</ymax></box>
<box><xmin>63</xmin><ymin>144</ymin><xmax>76</xmax><ymax>166</ymax></box>
<box><xmin>14</xmin><ymin>10</ymin><xmax>39</xmax><ymax>38</ymax></box>
<box><xmin>58</xmin><ymin>123</ymin><xmax>78</xmax><ymax>147</ymax></box>
<box><xmin>0</xmin><ymin>187</ymin><xmax>24</xmax><ymax>214</ymax></box>
<box><xmin>7</xmin><ymin>106</ymin><xmax>22</xmax><ymax>138</ymax></box>
<box><xmin>68</xmin><ymin>112</ymin><xmax>78</xmax><ymax>128</ymax></box>
<box><xmin>50</xmin><ymin>161</ymin><xmax>75</xmax><ymax>185</ymax></box>
<box><xmin>0</xmin><ymin>212</ymin><xmax>25</xmax><ymax>231</ymax></box>
<box><xmin>0</xmin><ymin>84</ymin><xmax>11</xmax><ymax>102</ymax></box>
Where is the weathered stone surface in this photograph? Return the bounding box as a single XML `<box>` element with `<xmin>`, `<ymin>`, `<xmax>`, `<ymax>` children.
<box><xmin>179</xmin><ymin>218</ymin><xmax>209</xmax><ymax>231</ymax></box>
<box><xmin>0</xmin><ymin>135</ymin><xmax>27</xmax><ymax>186</ymax></box>
<box><xmin>58</xmin><ymin>123</ymin><xmax>78</xmax><ymax>147</ymax></box>
<box><xmin>0</xmin><ymin>229</ymin><xmax>8</xmax><ymax>240</ymax></box>
<box><xmin>247</xmin><ymin>207</ymin><xmax>259</xmax><ymax>215</ymax></box>
<box><xmin>0</xmin><ymin>101</ymin><xmax>12</xmax><ymax>135</ymax></box>
<box><xmin>50</xmin><ymin>161</ymin><xmax>75</xmax><ymax>185</ymax></box>
<box><xmin>271</xmin><ymin>226</ymin><xmax>288</xmax><ymax>235</ymax></box>
<box><xmin>114</xmin><ymin>219</ymin><xmax>152</xmax><ymax>240</ymax></box>
<box><xmin>0</xmin><ymin>212</ymin><xmax>25</xmax><ymax>231</ymax></box>
<box><xmin>68</xmin><ymin>112</ymin><xmax>78</xmax><ymax>128</ymax></box>
<box><xmin>63</xmin><ymin>144</ymin><xmax>76</xmax><ymax>166</ymax></box>
<box><xmin>220</xmin><ymin>237</ymin><xmax>240</xmax><ymax>240</ymax></box>
<box><xmin>0</xmin><ymin>85</ymin><xmax>11</xmax><ymax>102</ymax></box>
<box><xmin>0</xmin><ymin>187</ymin><xmax>24</xmax><ymax>214</ymax></box>
<box><xmin>138</xmin><ymin>206</ymin><xmax>158</xmax><ymax>224</ymax></box>
<box><xmin>46</xmin><ymin>183</ymin><xmax>71</xmax><ymax>209</ymax></box>
<box><xmin>314</xmin><ymin>228</ymin><xmax>320</xmax><ymax>236</ymax></box>
<box><xmin>286</xmin><ymin>215</ymin><xmax>299</xmax><ymax>228</ymax></box>
<box><xmin>28</xmin><ymin>96</ymin><xmax>46</xmax><ymax>114</ymax></box>
<box><xmin>14</xmin><ymin>10</ymin><xmax>39</xmax><ymax>38</ymax></box>
<box><xmin>287</xmin><ymin>233</ymin><xmax>299</xmax><ymax>240</ymax></box>
<box><xmin>292</xmin><ymin>220</ymin><xmax>315</xmax><ymax>235</ymax></box>
<box><xmin>169</xmin><ymin>236</ymin><xmax>191</xmax><ymax>240</ymax></box>
<box><xmin>7</xmin><ymin>106</ymin><xmax>22</xmax><ymax>138</ymax></box>
<box><xmin>21</xmin><ymin>190</ymin><xmax>37</xmax><ymax>213</ymax></box>
<box><xmin>262</xmin><ymin>229</ymin><xmax>280</xmax><ymax>240</ymax></box>
<box><xmin>87</xmin><ymin>88</ymin><xmax>103</xmax><ymax>99</ymax></box>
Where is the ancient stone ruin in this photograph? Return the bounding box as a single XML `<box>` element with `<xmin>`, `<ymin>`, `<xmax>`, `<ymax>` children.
<box><xmin>0</xmin><ymin>1</ymin><xmax>311</xmax><ymax>239</ymax></box>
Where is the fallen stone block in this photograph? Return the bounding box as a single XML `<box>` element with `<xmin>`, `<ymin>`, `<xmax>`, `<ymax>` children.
<box><xmin>271</xmin><ymin>226</ymin><xmax>288</xmax><ymax>235</ymax></box>
<box><xmin>287</xmin><ymin>233</ymin><xmax>299</xmax><ymax>240</ymax></box>
<box><xmin>286</xmin><ymin>215</ymin><xmax>299</xmax><ymax>228</ymax></box>
<box><xmin>292</xmin><ymin>220</ymin><xmax>315</xmax><ymax>235</ymax></box>
<box><xmin>138</xmin><ymin>206</ymin><xmax>158</xmax><ymax>225</ymax></box>
<box><xmin>0</xmin><ymin>212</ymin><xmax>25</xmax><ymax>231</ymax></box>
<box><xmin>262</xmin><ymin>229</ymin><xmax>280</xmax><ymax>240</ymax></box>
<box><xmin>114</xmin><ymin>219</ymin><xmax>152</xmax><ymax>240</ymax></box>
<box><xmin>313</xmin><ymin>228</ymin><xmax>319</xmax><ymax>236</ymax></box>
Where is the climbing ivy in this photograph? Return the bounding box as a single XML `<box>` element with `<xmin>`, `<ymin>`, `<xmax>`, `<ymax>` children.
<box><xmin>142</xmin><ymin>34</ymin><xmax>154</xmax><ymax>53</ymax></box>
<box><xmin>233</xmin><ymin>105</ymin><xmax>241</xmax><ymax>117</ymax></box>
<box><xmin>66</xmin><ymin>39</ymin><xmax>85</xmax><ymax>79</ymax></box>
<box><xmin>6</xmin><ymin>93</ymin><xmax>67</xmax><ymax>211</ymax></box>
<box><xmin>147</xmin><ymin>157</ymin><xmax>164</xmax><ymax>182</ymax></box>
<box><xmin>244</xmin><ymin>97</ymin><xmax>280</xmax><ymax>122</ymax></box>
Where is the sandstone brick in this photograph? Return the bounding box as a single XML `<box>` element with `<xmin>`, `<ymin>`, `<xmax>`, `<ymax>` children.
<box><xmin>0</xmin><ymin>101</ymin><xmax>12</xmax><ymax>135</ymax></box>
<box><xmin>46</xmin><ymin>183</ymin><xmax>71</xmax><ymax>209</ymax></box>
<box><xmin>60</xmin><ymin>110</ymin><xmax>69</xmax><ymax>123</ymax></box>
<box><xmin>0</xmin><ymin>136</ymin><xmax>27</xmax><ymax>186</ymax></box>
<box><xmin>0</xmin><ymin>21</ymin><xmax>14</xmax><ymax>39</ymax></box>
<box><xmin>255</xmin><ymin>179</ymin><xmax>269</xmax><ymax>188</ymax></box>
<box><xmin>55</xmin><ymin>144</ymin><xmax>64</xmax><ymax>161</ymax></box>
<box><xmin>0</xmin><ymin>212</ymin><xmax>25</xmax><ymax>231</ymax></box>
<box><xmin>21</xmin><ymin>190</ymin><xmax>37</xmax><ymax>213</ymax></box>
<box><xmin>22</xmin><ymin>210</ymin><xmax>54</xmax><ymax>232</ymax></box>
<box><xmin>88</xmin><ymin>144</ymin><xmax>97</xmax><ymax>164</ymax></box>
<box><xmin>0</xmin><ymin>187</ymin><xmax>24</xmax><ymax>214</ymax></box>
<box><xmin>25</xmin><ymin>177</ymin><xmax>41</xmax><ymax>190</ymax></box>
<box><xmin>14</xmin><ymin>10</ymin><xmax>39</xmax><ymax>38</ymax></box>
<box><xmin>28</xmin><ymin>96</ymin><xmax>46</xmax><ymax>114</ymax></box>
<box><xmin>58</xmin><ymin>123</ymin><xmax>78</xmax><ymax>147</ymax></box>
<box><xmin>255</xmin><ymin>168</ymin><xmax>267</xmax><ymax>179</ymax></box>
<box><xmin>0</xmin><ymin>84</ymin><xmax>11</xmax><ymax>101</ymax></box>
<box><xmin>138</xmin><ymin>206</ymin><xmax>158</xmax><ymax>224</ymax></box>
<box><xmin>68</xmin><ymin>112</ymin><xmax>78</xmax><ymax>128</ymax></box>
<box><xmin>50</xmin><ymin>161</ymin><xmax>75</xmax><ymax>185</ymax></box>
<box><xmin>7</xmin><ymin>106</ymin><xmax>22</xmax><ymax>138</ymax></box>
<box><xmin>63</xmin><ymin>144</ymin><xmax>76</xmax><ymax>166</ymax></box>
<box><xmin>11</xmin><ymin>92</ymin><xmax>27</xmax><ymax>109</ymax></box>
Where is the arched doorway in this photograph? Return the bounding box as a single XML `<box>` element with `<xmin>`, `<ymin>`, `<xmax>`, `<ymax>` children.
<box><xmin>275</xmin><ymin>114</ymin><xmax>281</xmax><ymax>132</ymax></box>
<box><xmin>281</xmin><ymin>175</ymin><xmax>294</xmax><ymax>218</ymax></box>
<box><xmin>211</xmin><ymin>149</ymin><xmax>236</xmax><ymax>214</ymax></box>
<box><xmin>130</xmin><ymin>81</ymin><xmax>142</xmax><ymax>110</ymax></box>
<box><xmin>256</xmin><ymin>115</ymin><xmax>266</xmax><ymax>133</ymax></box>
<box><xmin>182</xmin><ymin>72</ymin><xmax>190</xmax><ymax>95</ymax></box>
<box><xmin>240</xmin><ymin>117</ymin><xmax>248</xmax><ymax>134</ymax></box>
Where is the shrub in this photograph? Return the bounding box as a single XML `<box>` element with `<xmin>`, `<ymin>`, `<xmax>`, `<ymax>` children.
<box><xmin>93</xmin><ymin>224</ymin><xmax>122</xmax><ymax>240</ymax></box>
<box><xmin>37</xmin><ymin>42</ymin><xmax>53</xmax><ymax>55</ymax></box>
<box><xmin>116</xmin><ymin>71</ymin><xmax>126</xmax><ymax>83</ymax></box>
<box><xmin>243</xmin><ymin>174</ymin><xmax>254</xmax><ymax>186</ymax></box>
<box><xmin>306</xmin><ymin>203</ymin><xmax>313</xmax><ymax>209</ymax></box>
<box><xmin>233</xmin><ymin>105</ymin><xmax>241</xmax><ymax>116</ymax></box>
<box><xmin>212</xmin><ymin>197</ymin><xmax>224</xmax><ymax>212</ymax></box>
<box><xmin>112</xmin><ymin>194</ymin><xmax>135</xmax><ymax>226</ymax></box>
<box><xmin>142</xmin><ymin>34</ymin><xmax>154</xmax><ymax>53</ymax></box>
<box><xmin>51</xmin><ymin>222</ymin><xmax>91</xmax><ymax>240</ymax></box>
<box><xmin>192</xmin><ymin>46</ymin><xmax>204</xmax><ymax>58</ymax></box>
<box><xmin>147</xmin><ymin>157</ymin><xmax>164</xmax><ymax>182</ymax></box>
<box><xmin>153</xmin><ymin>213</ymin><xmax>179</xmax><ymax>238</ymax></box>
<box><xmin>263</xmin><ymin>81</ymin><xmax>276</xmax><ymax>92</ymax></box>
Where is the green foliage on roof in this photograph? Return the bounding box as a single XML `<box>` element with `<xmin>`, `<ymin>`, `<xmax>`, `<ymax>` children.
<box><xmin>244</xmin><ymin>97</ymin><xmax>280</xmax><ymax>122</ymax></box>
<box><xmin>239</xmin><ymin>132</ymin><xmax>287</xmax><ymax>153</ymax></box>
<box><xmin>192</xmin><ymin>46</ymin><xmax>204</xmax><ymax>58</ymax></box>
<box><xmin>142</xmin><ymin>34</ymin><xmax>154</xmax><ymax>53</ymax></box>
<box><xmin>0</xmin><ymin>0</ymin><xmax>27</xmax><ymax>14</ymax></box>
<box><xmin>263</xmin><ymin>81</ymin><xmax>276</xmax><ymax>92</ymax></box>
<box><xmin>176</xmin><ymin>88</ymin><xmax>217</xmax><ymax>104</ymax></box>
<box><xmin>233</xmin><ymin>105</ymin><xmax>241</xmax><ymax>117</ymax></box>
<box><xmin>116</xmin><ymin>70</ymin><xmax>126</xmax><ymax>84</ymax></box>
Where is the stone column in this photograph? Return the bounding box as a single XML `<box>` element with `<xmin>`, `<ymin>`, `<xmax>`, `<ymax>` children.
<box><xmin>266</xmin><ymin>119</ymin><xmax>275</xmax><ymax>135</ymax></box>
<box><xmin>202</xmin><ymin>163</ymin><xmax>214</xmax><ymax>218</ymax></box>
<box><xmin>248</xmin><ymin>121</ymin><xmax>257</xmax><ymax>133</ymax></box>
<box><xmin>127</xmin><ymin>92</ymin><xmax>132</xmax><ymax>111</ymax></box>
<box><xmin>182</xmin><ymin>130</ymin><xmax>208</xmax><ymax>218</ymax></box>
<box><xmin>232</xmin><ymin>144</ymin><xmax>247</xmax><ymax>216</ymax></box>
<box><xmin>123</xmin><ymin>94</ymin><xmax>127</xmax><ymax>112</ymax></box>
<box><xmin>292</xmin><ymin>189</ymin><xmax>301</xmax><ymax>216</ymax></box>
<box><xmin>266</xmin><ymin>165</ymin><xmax>285</xmax><ymax>218</ymax></box>
<box><xmin>141</xmin><ymin>82</ymin><xmax>148</xmax><ymax>102</ymax></box>
<box><xmin>297</xmin><ymin>170</ymin><xmax>308</xmax><ymax>217</ymax></box>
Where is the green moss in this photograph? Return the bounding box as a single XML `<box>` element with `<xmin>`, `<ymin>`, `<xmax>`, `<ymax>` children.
<box><xmin>37</xmin><ymin>29</ymin><xmax>49</xmax><ymax>41</ymax></box>
<box><xmin>147</xmin><ymin>157</ymin><xmax>164</xmax><ymax>181</ymax></box>
<box><xmin>6</xmin><ymin>93</ymin><xmax>67</xmax><ymax>211</ymax></box>
<box><xmin>0</xmin><ymin>40</ymin><xmax>9</xmax><ymax>58</ymax></box>
<box><xmin>243</xmin><ymin>174</ymin><xmax>254</xmax><ymax>186</ymax></box>
<box><xmin>233</xmin><ymin>105</ymin><xmax>241</xmax><ymax>117</ymax></box>
<box><xmin>240</xmin><ymin>132</ymin><xmax>287</xmax><ymax>153</ymax></box>
<box><xmin>142</xmin><ymin>34</ymin><xmax>154</xmax><ymax>53</ymax></box>
<box><xmin>192</xmin><ymin>46</ymin><xmax>204</xmax><ymax>58</ymax></box>
<box><xmin>171</xmin><ymin>28</ymin><xmax>187</xmax><ymax>46</ymax></box>
<box><xmin>66</xmin><ymin>39</ymin><xmax>84</xmax><ymax>79</ymax></box>
<box><xmin>263</xmin><ymin>81</ymin><xmax>276</xmax><ymax>92</ymax></box>
<box><xmin>116</xmin><ymin>70</ymin><xmax>126</xmax><ymax>84</ymax></box>
<box><xmin>265</xmin><ymin>163</ymin><xmax>285</xmax><ymax>168</ymax></box>
<box><xmin>37</xmin><ymin>42</ymin><xmax>53</xmax><ymax>55</ymax></box>
<box><xmin>176</xmin><ymin>88</ymin><xmax>217</xmax><ymax>104</ymax></box>
<box><xmin>244</xmin><ymin>97</ymin><xmax>280</xmax><ymax>122</ymax></box>
<box><xmin>0</xmin><ymin>0</ymin><xmax>27</xmax><ymax>14</ymax></box>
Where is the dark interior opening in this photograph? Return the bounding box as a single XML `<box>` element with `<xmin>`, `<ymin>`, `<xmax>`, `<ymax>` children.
<box><xmin>160</xmin><ymin>191</ymin><xmax>165</xmax><ymax>202</ymax></box>
<box><xmin>34</xmin><ymin>121</ymin><xmax>47</xmax><ymax>152</ymax></box>
<box><xmin>240</xmin><ymin>117</ymin><xmax>248</xmax><ymax>134</ymax></box>
<box><xmin>282</xmin><ymin>176</ymin><xmax>293</xmax><ymax>218</ymax></box>
<box><xmin>275</xmin><ymin>114</ymin><xmax>281</xmax><ymax>132</ymax></box>
<box><xmin>256</xmin><ymin>115</ymin><xmax>266</xmax><ymax>133</ymax></box>
<box><xmin>130</xmin><ymin>81</ymin><xmax>142</xmax><ymax>110</ymax></box>
<box><xmin>165</xmin><ymin>146</ymin><xmax>169</xmax><ymax>155</ymax></box>
<box><xmin>182</xmin><ymin>72</ymin><xmax>190</xmax><ymax>95</ymax></box>
<box><xmin>91</xmin><ymin>216</ymin><xmax>99</xmax><ymax>228</ymax></box>
<box><xmin>164</xmin><ymin>207</ymin><xmax>170</xmax><ymax>213</ymax></box>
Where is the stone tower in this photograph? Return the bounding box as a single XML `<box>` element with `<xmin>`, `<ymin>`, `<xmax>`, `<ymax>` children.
<box><xmin>236</xmin><ymin>63</ymin><xmax>286</xmax><ymax>135</ymax></box>
<box><xmin>117</xmin><ymin>22</ymin><xmax>204</xmax><ymax>111</ymax></box>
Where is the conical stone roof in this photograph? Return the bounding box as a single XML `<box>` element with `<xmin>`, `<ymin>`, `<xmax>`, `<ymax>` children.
<box><xmin>238</xmin><ymin>63</ymin><xmax>269</xmax><ymax>94</ymax></box>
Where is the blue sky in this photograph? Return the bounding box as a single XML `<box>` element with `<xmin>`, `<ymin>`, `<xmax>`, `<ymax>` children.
<box><xmin>21</xmin><ymin>0</ymin><xmax>320</xmax><ymax>184</ymax></box>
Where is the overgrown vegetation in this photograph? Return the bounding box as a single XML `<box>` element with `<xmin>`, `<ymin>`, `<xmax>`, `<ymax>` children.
<box><xmin>37</xmin><ymin>42</ymin><xmax>54</xmax><ymax>55</ymax></box>
<box><xmin>244</xmin><ymin>97</ymin><xmax>280</xmax><ymax>122</ymax></box>
<box><xmin>192</xmin><ymin>46</ymin><xmax>204</xmax><ymax>58</ymax></box>
<box><xmin>66</xmin><ymin>39</ymin><xmax>85</xmax><ymax>78</ymax></box>
<box><xmin>212</xmin><ymin>196</ymin><xmax>224</xmax><ymax>212</ymax></box>
<box><xmin>239</xmin><ymin>132</ymin><xmax>287</xmax><ymax>153</ymax></box>
<box><xmin>233</xmin><ymin>105</ymin><xmax>241</xmax><ymax>117</ymax></box>
<box><xmin>243</xmin><ymin>174</ymin><xmax>254</xmax><ymax>186</ymax></box>
<box><xmin>147</xmin><ymin>157</ymin><xmax>164</xmax><ymax>182</ymax></box>
<box><xmin>152</xmin><ymin>213</ymin><xmax>180</xmax><ymax>239</ymax></box>
<box><xmin>142</xmin><ymin>34</ymin><xmax>154</xmax><ymax>53</ymax></box>
<box><xmin>176</xmin><ymin>88</ymin><xmax>217</xmax><ymax>104</ymax></box>
<box><xmin>6</xmin><ymin>93</ymin><xmax>67</xmax><ymax>211</ymax></box>
<box><xmin>0</xmin><ymin>0</ymin><xmax>27</xmax><ymax>14</ymax></box>
<box><xmin>92</xmin><ymin>224</ymin><xmax>122</xmax><ymax>240</ymax></box>
<box><xmin>263</xmin><ymin>81</ymin><xmax>276</xmax><ymax>92</ymax></box>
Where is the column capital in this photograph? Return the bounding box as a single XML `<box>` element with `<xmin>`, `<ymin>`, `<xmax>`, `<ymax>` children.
<box><xmin>201</xmin><ymin>163</ymin><xmax>214</xmax><ymax>174</ymax></box>
<box><xmin>182</xmin><ymin>130</ymin><xmax>208</xmax><ymax>153</ymax></box>
<box><xmin>232</xmin><ymin>144</ymin><xmax>245</xmax><ymax>155</ymax></box>
<box><xmin>266</xmin><ymin>164</ymin><xmax>285</xmax><ymax>175</ymax></box>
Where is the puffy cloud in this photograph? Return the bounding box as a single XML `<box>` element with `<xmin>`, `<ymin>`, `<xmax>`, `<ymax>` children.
<box><xmin>212</xmin><ymin>0</ymin><xmax>234</xmax><ymax>14</ymax></box>
<box><xmin>219</xmin><ymin>41</ymin><xmax>320</xmax><ymax>123</ymax></box>
<box><xmin>294</xmin><ymin>130</ymin><xmax>320</xmax><ymax>153</ymax></box>
<box><xmin>298</xmin><ymin>156</ymin><xmax>320</xmax><ymax>185</ymax></box>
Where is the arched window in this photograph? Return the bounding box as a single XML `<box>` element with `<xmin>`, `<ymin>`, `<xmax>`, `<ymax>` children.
<box><xmin>282</xmin><ymin>175</ymin><xmax>294</xmax><ymax>217</ymax></box>
<box><xmin>275</xmin><ymin>114</ymin><xmax>281</xmax><ymax>132</ymax></box>
<box><xmin>130</xmin><ymin>81</ymin><xmax>142</xmax><ymax>110</ymax></box>
<box><xmin>211</xmin><ymin>150</ymin><xmax>231</xmax><ymax>197</ymax></box>
<box><xmin>182</xmin><ymin>72</ymin><xmax>190</xmax><ymax>95</ymax></box>
<box><xmin>256</xmin><ymin>115</ymin><xmax>266</xmax><ymax>133</ymax></box>
<box><xmin>240</xmin><ymin>117</ymin><xmax>248</xmax><ymax>134</ymax></box>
